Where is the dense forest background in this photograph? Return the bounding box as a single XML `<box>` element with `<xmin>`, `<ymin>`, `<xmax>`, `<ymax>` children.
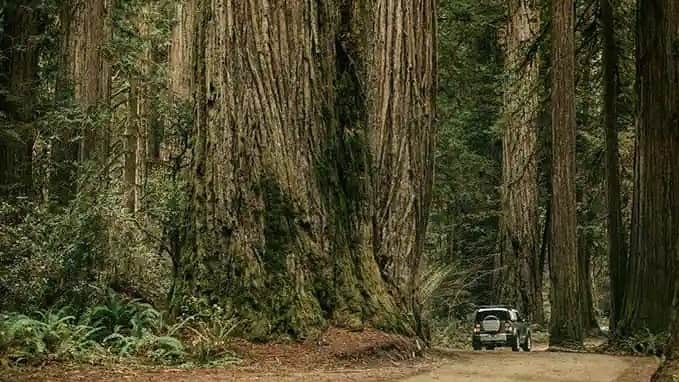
<box><xmin>0</xmin><ymin>0</ymin><xmax>678</xmax><ymax>378</ymax></box>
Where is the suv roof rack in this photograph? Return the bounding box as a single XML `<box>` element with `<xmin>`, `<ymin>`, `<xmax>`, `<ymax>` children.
<box><xmin>477</xmin><ymin>305</ymin><xmax>513</xmax><ymax>309</ymax></box>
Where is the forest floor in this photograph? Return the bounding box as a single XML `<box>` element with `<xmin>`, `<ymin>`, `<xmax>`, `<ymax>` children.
<box><xmin>1</xmin><ymin>328</ymin><xmax>660</xmax><ymax>382</ymax></box>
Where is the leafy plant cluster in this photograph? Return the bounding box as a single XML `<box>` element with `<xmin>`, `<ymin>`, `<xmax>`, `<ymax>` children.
<box><xmin>621</xmin><ymin>329</ymin><xmax>670</xmax><ymax>357</ymax></box>
<box><xmin>0</xmin><ymin>292</ymin><xmax>240</xmax><ymax>367</ymax></box>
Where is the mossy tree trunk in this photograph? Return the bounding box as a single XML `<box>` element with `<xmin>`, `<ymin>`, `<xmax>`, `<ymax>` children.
<box><xmin>496</xmin><ymin>0</ymin><xmax>544</xmax><ymax>324</ymax></box>
<box><xmin>175</xmin><ymin>0</ymin><xmax>436</xmax><ymax>339</ymax></box>
<box><xmin>620</xmin><ymin>0</ymin><xmax>679</xmax><ymax>337</ymax></box>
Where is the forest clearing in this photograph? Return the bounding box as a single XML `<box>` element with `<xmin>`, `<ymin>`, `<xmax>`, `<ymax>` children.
<box><xmin>0</xmin><ymin>0</ymin><xmax>677</xmax><ymax>381</ymax></box>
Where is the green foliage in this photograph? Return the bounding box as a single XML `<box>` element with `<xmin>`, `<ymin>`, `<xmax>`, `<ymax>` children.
<box><xmin>187</xmin><ymin>318</ymin><xmax>240</xmax><ymax>366</ymax></box>
<box><xmin>427</xmin><ymin>0</ymin><xmax>503</xmax><ymax>315</ymax></box>
<box><xmin>0</xmin><ymin>293</ymin><xmax>242</xmax><ymax>366</ymax></box>
<box><xmin>622</xmin><ymin>329</ymin><xmax>669</xmax><ymax>356</ymax></box>
<box><xmin>0</xmin><ymin>196</ymin><xmax>108</xmax><ymax>310</ymax></box>
<box><xmin>0</xmin><ymin>308</ymin><xmax>101</xmax><ymax>364</ymax></box>
<box><xmin>84</xmin><ymin>291</ymin><xmax>161</xmax><ymax>341</ymax></box>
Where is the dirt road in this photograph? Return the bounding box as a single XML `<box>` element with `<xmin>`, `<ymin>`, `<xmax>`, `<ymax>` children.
<box><xmin>5</xmin><ymin>350</ymin><xmax>659</xmax><ymax>382</ymax></box>
<box><xmin>404</xmin><ymin>349</ymin><xmax>660</xmax><ymax>382</ymax></box>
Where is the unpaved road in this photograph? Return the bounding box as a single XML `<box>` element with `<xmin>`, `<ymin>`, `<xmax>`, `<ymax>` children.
<box><xmin>2</xmin><ymin>350</ymin><xmax>660</xmax><ymax>382</ymax></box>
<box><xmin>404</xmin><ymin>349</ymin><xmax>660</xmax><ymax>382</ymax></box>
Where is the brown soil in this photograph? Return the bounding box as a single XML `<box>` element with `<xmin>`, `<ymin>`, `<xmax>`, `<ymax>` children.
<box><xmin>404</xmin><ymin>348</ymin><xmax>659</xmax><ymax>382</ymax></box>
<box><xmin>651</xmin><ymin>359</ymin><xmax>679</xmax><ymax>382</ymax></box>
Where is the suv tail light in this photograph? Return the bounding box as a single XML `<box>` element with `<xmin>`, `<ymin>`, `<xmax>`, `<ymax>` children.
<box><xmin>474</xmin><ymin>324</ymin><xmax>481</xmax><ymax>333</ymax></box>
<box><xmin>504</xmin><ymin>322</ymin><xmax>513</xmax><ymax>333</ymax></box>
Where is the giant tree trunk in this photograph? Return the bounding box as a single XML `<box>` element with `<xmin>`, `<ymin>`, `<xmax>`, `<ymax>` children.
<box><xmin>175</xmin><ymin>0</ymin><xmax>436</xmax><ymax>339</ymax></box>
<box><xmin>0</xmin><ymin>2</ymin><xmax>40</xmax><ymax>198</ymax></box>
<box><xmin>496</xmin><ymin>0</ymin><xmax>543</xmax><ymax>324</ymax></box>
<box><xmin>549</xmin><ymin>0</ymin><xmax>583</xmax><ymax>348</ymax></box>
<box><xmin>620</xmin><ymin>0</ymin><xmax>679</xmax><ymax>337</ymax></box>
<box><xmin>601</xmin><ymin>0</ymin><xmax>628</xmax><ymax>335</ymax></box>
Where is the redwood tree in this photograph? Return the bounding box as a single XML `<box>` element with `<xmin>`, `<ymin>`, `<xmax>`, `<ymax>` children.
<box><xmin>496</xmin><ymin>0</ymin><xmax>544</xmax><ymax>324</ymax></box>
<box><xmin>60</xmin><ymin>0</ymin><xmax>112</xmax><ymax>161</ymax></box>
<box><xmin>620</xmin><ymin>0</ymin><xmax>679</xmax><ymax>337</ymax></box>
<box><xmin>175</xmin><ymin>0</ymin><xmax>436</xmax><ymax>338</ymax></box>
<box><xmin>600</xmin><ymin>0</ymin><xmax>628</xmax><ymax>333</ymax></box>
<box><xmin>0</xmin><ymin>2</ymin><xmax>41</xmax><ymax>198</ymax></box>
<box><xmin>52</xmin><ymin>0</ymin><xmax>112</xmax><ymax>202</ymax></box>
<box><xmin>549</xmin><ymin>0</ymin><xmax>583</xmax><ymax>348</ymax></box>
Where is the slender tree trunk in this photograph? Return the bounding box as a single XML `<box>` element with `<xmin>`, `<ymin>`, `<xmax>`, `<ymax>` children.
<box><xmin>601</xmin><ymin>0</ymin><xmax>628</xmax><ymax>335</ymax></box>
<box><xmin>576</xmin><ymin>52</ymin><xmax>600</xmax><ymax>335</ymax></box>
<box><xmin>497</xmin><ymin>0</ymin><xmax>544</xmax><ymax>324</ymax></box>
<box><xmin>61</xmin><ymin>0</ymin><xmax>112</xmax><ymax>161</ymax></box>
<box><xmin>620</xmin><ymin>0</ymin><xmax>679</xmax><ymax>337</ymax></box>
<box><xmin>52</xmin><ymin>0</ymin><xmax>112</xmax><ymax>202</ymax></box>
<box><xmin>549</xmin><ymin>0</ymin><xmax>583</xmax><ymax>348</ymax></box>
<box><xmin>165</xmin><ymin>0</ymin><xmax>196</xmax><ymax>165</ymax></box>
<box><xmin>0</xmin><ymin>2</ymin><xmax>40</xmax><ymax>198</ymax></box>
<box><xmin>169</xmin><ymin>0</ymin><xmax>195</xmax><ymax>101</ymax></box>
<box><xmin>124</xmin><ymin>81</ymin><xmax>139</xmax><ymax>212</ymax></box>
<box><xmin>577</xmin><ymin>201</ymin><xmax>600</xmax><ymax>333</ymax></box>
<box><xmin>177</xmin><ymin>0</ymin><xmax>435</xmax><ymax>339</ymax></box>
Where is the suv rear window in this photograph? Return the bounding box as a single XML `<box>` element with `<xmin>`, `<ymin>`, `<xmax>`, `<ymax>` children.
<box><xmin>475</xmin><ymin>310</ymin><xmax>510</xmax><ymax>321</ymax></box>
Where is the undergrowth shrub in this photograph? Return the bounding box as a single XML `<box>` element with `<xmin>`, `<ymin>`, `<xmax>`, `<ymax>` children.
<box><xmin>0</xmin><ymin>293</ymin><xmax>241</xmax><ymax>367</ymax></box>
<box><xmin>0</xmin><ymin>309</ymin><xmax>101</xmax><ymax>364</ymax></box>
<box><xmin>622</xmin><ymin>329</ymin><xmax>669</xmax><ymax>356</ymax></box>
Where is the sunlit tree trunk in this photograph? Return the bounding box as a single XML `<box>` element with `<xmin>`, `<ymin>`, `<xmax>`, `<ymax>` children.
<box><xmin>176</xmin><ymin>0</ymin><xmax>435</xmax><ymax>338</ymax></box>
<box><xmin>169</xmin><ymin>0</ymin><xmax>195</xmax><ymax>101</ymax></box>
<box><xmin>549</xmin><ymin>0</ymin><xmax>583</xmax><ymax>348</ymax></box>
<box><xmin>620</xmin><ymin>0</ymin><xmax>679</xmax><ymax>337</ymax></box>
<box><xmin>496</xmin><ymin>0</ymin><xmax>543</xmax><ymax>324</ymax></box>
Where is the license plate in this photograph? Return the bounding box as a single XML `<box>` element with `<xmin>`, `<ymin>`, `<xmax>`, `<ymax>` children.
<box><xmin>481</xmin><ymin>334</ymin><xmax>505</xmax><ymax>341</ymax></box>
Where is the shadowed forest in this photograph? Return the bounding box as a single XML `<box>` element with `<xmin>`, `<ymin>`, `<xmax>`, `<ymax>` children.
<box><xmin>0</xmin><ymin>0</ymin><xmax>677</xmax><ymax>381</ymax></box>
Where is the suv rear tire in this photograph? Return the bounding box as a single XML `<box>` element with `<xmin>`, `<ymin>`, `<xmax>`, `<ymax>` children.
<box><xmin>511</xmin><ymin>335</ymin><xmax>520</xmax><ymax>352</ymax></box>
<box><xmin>521</xmin><ymin>333</ymin><xmax>532</xmax><ymax>352</ymax></box>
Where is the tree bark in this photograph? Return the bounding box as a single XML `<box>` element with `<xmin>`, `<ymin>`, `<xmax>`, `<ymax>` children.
<box><xmin>549</xmin><ymin>0</ymin><xmax>583</xmax><ymax>348</ymax></box>
<box><xmin>60</xmin><ymin>0</ymin><xmax>112</xmax><ymax>161</ymax></box>
<box><xmin>51</xmin><ymin>0</ymin><xmax>112</xmax><ymax>202</ymax></box>
<box><xmin>601</xmin><ymin>0</ymin><xmax>628</xmax><ymax>335</ymax></box>
<box><xmin>621</xmin><ymin>0</ymin><xmax>679</xmax><ymax>337</ymax></box>
<box><xmin>169</xmin><ymin>0</ymin><xmax>195</xmax><ymax>101</ymax></box>
<box><xmin>496</xmin><ymin>0</ymin><xmax>544</xmax><ymax>324</ymax></box>
<box><xmin>0</xmin><ymin>2</ymin><xmax>40</xmax><ymax>198</ymax></box>
<box><xmin>578</xmin><ymin>201</ymin><xmax>600</xmax><ymax>334</ymax></box>
<box><xmin>176</xmin><ymin>0</ymin><xmax>436</xmax><ymax>339</ymax></box>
